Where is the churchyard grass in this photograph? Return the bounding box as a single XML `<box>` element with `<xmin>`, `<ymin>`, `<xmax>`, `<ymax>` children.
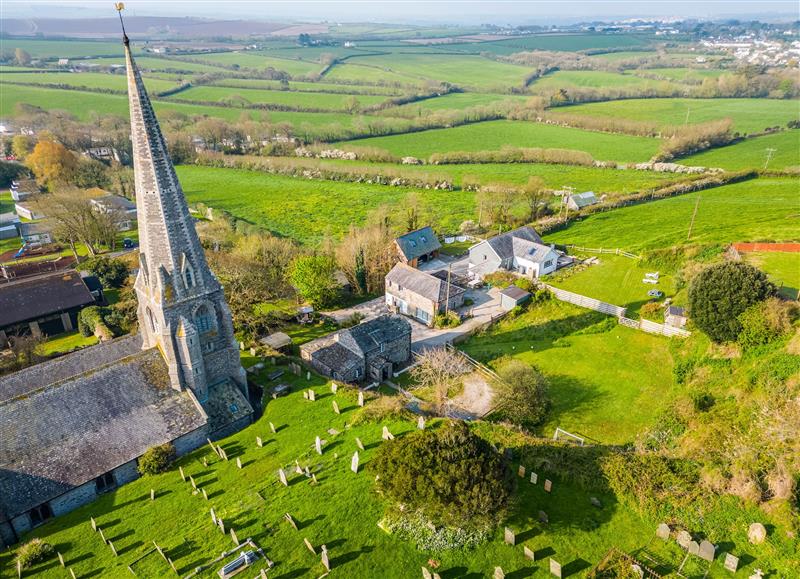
<box><xmin>682</xmin><ymin>129</ymin><xmax>800</xmax><ymax>171</ymax></box>
<box><xmin>0</xmin><ymin>191</ymin><xmax>13</xmax><ymax>214</ymax></box>
<box><xmin>544</xmin><ymin>177</ymin><xmax>800</xmax><ymax>251</ymax></box>
<box><xmin>557</xmin><ymin>98</ymin><xmax>800</xmax><ymax>134</ymax></box>
<box><xmin>340</xmin><ymin>119</ymin><xmax>661</xmax><ymax>162</ymax></box>
<box><xmin>36</xmin><ymin>331</ymin><xmax>98</xmax><ymax>357</ymax></box>
<box><xmin>742</xmin><ymin>251</ymin><xmax>800</xmax><ymax>300</ymax></box>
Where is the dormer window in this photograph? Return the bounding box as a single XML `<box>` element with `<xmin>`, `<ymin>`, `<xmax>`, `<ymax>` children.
<box><xmin>181</xmin><ymin>254</ymin><xmax>196</xmax><ymax>289</ymax></box>
<box><xmin>420</xmin><ymin>236</ymin><xmax>426</xmax><ymax>243</ymax></box>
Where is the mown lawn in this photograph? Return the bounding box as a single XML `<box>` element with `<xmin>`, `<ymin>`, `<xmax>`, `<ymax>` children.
<box><xmin>682</xmin><ymin>130</ymin><xmax>800</xmax><ymax>171</ymax></box>
<box><xmin>175</xmin><ymin>165</ymin><xmax>475</xmax><ymax>244</ymax></box>
<box><xmin>341</xmin><ymin>120</ymin><xmax>661</xmax><ymax>162</ymax></box>
<box><xmin>461</xmin><ymin>300</ymin><xmax>676</xmax><ymax>444</ymax></box>
<box><xmin>36</xmin><ymin>331</ymin><xmax>98</xmax><ymax>357</ymax></box>
<box><xmin>544</xmin><ymin>177</ymin><xmax>800</xmax><ymax>251</ymax></box>
<box><xmin>743</xmin><ymin>251</ymin><xmax>800</xmax><ymax>300</ymax></box>
<box><xmin>557</xmin><ymin>98</ymin><xmax>800</xmax><ymax>134</ymax></box>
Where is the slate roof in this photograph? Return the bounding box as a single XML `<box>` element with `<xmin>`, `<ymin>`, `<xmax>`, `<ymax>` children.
<box><xmin>386</xmin><ymin>263</ymin><xmax>465</xmax><ymax>304</ymax></box>
<box><xmin>340</xmin><ymin>315</ymin><xmax>412</xmax><ymax>356</ymax></box>
<box><xmin>91</xmin><ymin>194</ymin><xmax>136</xmax><ymax>213</ymax></box>
<box><xmin>395</xmin><ymin>226</ymin><xmax>441</xmax><ymax>261</ymax></box>
<box><xmin>0</xmin><ymin>271</ymin><xmax>97</xmax><ymax>328</ymax></box>
<box><xmin>0</xmin><ymin>340</ymin><xmax>207</xmax><ymax>518</ymax></box>
<box><xmin>500</xmin><ymin>285</ymin><xmax>531</xmax><ymax>301</ymax></box>
<box><xmin>512</xmin><ymin>239</ymin><xmax>557</xmax><ymax>263</ymax></box>
<box><xmin>0</xmin><ymin>212</ymin><xmax>19</xmax><ymax>226</ymax></box>
<box><xmin>18</xmin><ymin>221</ymin><xmax>51</xmax><ymax>237</ymax></box>
<box><xmin>310</xmin><ymin>341</ymin><xmax>363</xmax><ymax>374</ymax></box>
<box><xmin>569</xmin><ymin>191</ymin><xmax>598</xmax><ymax>208</ymax></box>
<box><xmin>667</xmin><ymin>306</ymin><xmax>686</xmax><ymax>317</ymax></box>
<box><xmin>485</xmin><ymin>226</ymin><xmax>543</xmax><ymax>260</ymax></box>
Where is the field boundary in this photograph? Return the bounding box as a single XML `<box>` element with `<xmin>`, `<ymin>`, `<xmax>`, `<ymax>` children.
<box><xmin>731</xmin><ymin>242</ymin><xmax>800</xmax><ymax>253</ymax></box>
<box><xmin>564</xmin><ymin>245</ymin><xmax>640</xmax><ymax>259</ymax></box>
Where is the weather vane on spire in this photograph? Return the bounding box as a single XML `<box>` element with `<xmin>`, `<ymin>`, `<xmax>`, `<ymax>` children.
<box><xmin>115</xmin><ymin>2</ymin><xmax>129</xmax><ymax>45</ymax></box>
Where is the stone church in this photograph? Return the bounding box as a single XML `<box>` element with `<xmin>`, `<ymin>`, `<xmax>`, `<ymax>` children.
<box><xmin>0</xmin><ymin>32</ymin><xmax>253</xmax><ymax>546</ymax></box>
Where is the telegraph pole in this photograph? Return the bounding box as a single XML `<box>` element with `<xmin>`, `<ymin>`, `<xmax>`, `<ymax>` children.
<box><xmin>444</xmin><ymin>264</ymin><xmax>452</xmax><ymax>316</ymax></box>
<box><xmin>764</xmin><ymin>148</ymin><xmax>777</xmax><ymax>170</ymax></box>
<box><xmin>687</xmin><ymin>196</ymin><xmax>701</xmax><ymax>240</ymax></box>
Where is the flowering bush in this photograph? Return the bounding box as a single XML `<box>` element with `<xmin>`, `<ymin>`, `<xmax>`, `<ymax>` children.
<box><xmin>381</xmin><ymin>512</ymin><xmax>490</xmax><ymax>551</ymax></box>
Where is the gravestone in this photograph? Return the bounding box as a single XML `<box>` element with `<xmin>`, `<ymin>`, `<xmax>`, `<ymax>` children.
<box><xmin>724</xmin><ymin>553</ymin><xmax>739</xmax><ymax>573</ymax></box>
<box><xmin>220</xmin><ymin>447</ymin><xmax>229</xmax><ymax>461</ymax></box>
<box><xmin>523</xmin><ymin>546</ymin><xmax>535</xmax><ymax>561</ymax></box>
<box><xmin>218</xmin><ymin>518</ymin><xmax>225</xmax><ymax>534</ymax></box>
<box><xmin>504</xmin><ymin>527</ymin><xmax>515</xmax><ymax>546</ymax></box>
<box><xmin>312</xmin><ymin>473</ymin><xmax>318</xmax><ymax>484</ymax></box>
<box><xmin>190</xmin><ymin>476</ymin><xmax>197</xmax><ymax>490</ymax></box>
<box><xmin>382</xmin><ymin>426</ymin><xmax>394</xmax><ymax>440</ymax></box>
<box><xmin>321</xmin><ymin>550</ymin><xmax>331</xmax><ymax>571</ymax></box>
<box><xmin>749</xmin><ymin>568</ymin><xmax>765</xmax><ymax>579</ymax></box>
<box><xmin>688</xmin><ymin>541</ymin><xmax>700</xmax><ymax>556</ymax></box>
<box><xmin>90</xmin><ymin>516</ymin><xmax>97</xmax><ymax>531</ymax></box>
<box><xmin>307</xmin><ymin>371</ymin><xmax>311</xmax><ymax>380</ymax></box>
<box><xmin>279</xmin><ymin>468</ymin><xmax>288</xmax><ymax>486</ymax></box>
<box><xmin>109</xmin><ymin>540</ymin><xmax>118</xmax><ymax>556</ymax></box>
<box><xmin>207</xmin><ymin>438</ymin><xmax>218</xmax><ymax>455</ymax></box>
<box><xmin>327</xmin><ymin>428</ymin><xmax>340</xmax><ymax>436</ymax></box>
<box><xmin>305</xmin><ymin>538</ymin><xmax>316</xmax><ymax>554</ymax></box>
<box><xmin>58</xmin><ymin>552</ymin><xmax>65</xmax><ymax>567</ymax></box>
<box><xmin>493</xmin><ymin>567</ymin><xmax>505</xmax><ymax>579</ymax></box>
<box><xmin>656</xmin><ymin>523</ymin><xmax>670</xmax><ymax>540</ymax></box>
<box><xmin>179</xmin><ymin>466</ymin><xmax>186</xmax><ymax>481</ymax></box>
<box><xmin>333</xmin><ymin>401</ymin><xmax>340</xmax><ymax>414</ymax></box>
<box><xmin>202</xmin><ymin>457</ymin><xmax>208</xmax><ymax>467</ymax></box>
<box><xmin>168</xmin><ymin>557</ymin><xmax>178</xmax><ymax>574</ymax></box>
<box><xmin>549</xmin><ymin>559</ymin><xmax>562</xmax><ymax>578</ymax></box>
<box><xmin>422</xmin><ymin>568</ymin><xmax>433</xmax><ymax>579</ymax></box>
<box><xmin>351</xmin><ymin>451</ymin><xmax>360</xmax><ymax>474</ymax></box>
<box><xmin>538</xmin><ymin>510</ymin><xmax>549</xmax><ymax>524</ymax></box>
<box><xmin>303</xmin><ymin>391</ymin><xmax>309</xmax><ymax>400</ymax></box>
<box><xmin>748</xmin><ymin>522</ymin><xmax>767</xmax><ymax>545</ymax></box>
<box><xmin>237</xmin><ymin>457</ymin><xmax>243</xmax><ymax>469</ymax></box>
<box><xmin>202</xmin><ymin>489</ymin><xmax>208</xmax><ymax>500</ymax></box>
<box><xmin>676</xmin><ymin>530</ymin><xmax>692</xmax><ymax>549</ymax></box>
<box><xmin>210</xmin><ymin>508</ymin><xmax>217</xmax><ymax>525</ymax></box>
<box><xmin>356</xmin><ymin>437</ymin><xmax>365</xmax><ymax>451</ymax></box>
<box><xmin>418</xmin><ymin>416</ymin><xmax>426</xmax><ymax>430</ymax></box>
<box><xmin>284</xmin><ymin>513</ymin><xmax>298</xmax><ymax>530</ymax></box>
<box><xmin>230</xmin><ymin>528</ymin><xmax>239</xmax><ymax>545</ymax></box>
<box><xmin>698</xmin><ymin>540</ymin><xmax>715</xmax><ymax>562</ymax></box>
<box><xmin>308</xmin><ymin>389</ymin><xmax>316</xmax><ymax>402</ymax></box>
<box><xmin>269</xmin><ymin>422</ymin><xmax>277</xmax><ymax>433</ymax></box>
<box><xmin>99</xmin><ymin>529</ymin><xmax>107</xmax><ymax>544</ymax></box>
<box><xmin>151</xmin><ymin>488</ymin><xmax>155</xmax><ymax>501</ymax></box>
<box><xmin>331</xmin><ymin>382</ymin><xmax>338</xmax><ymax>394</ymax></box>
<box><xmin>69</xmin><ymin>569</ymin><xmax>76</xmax><ymax>579</ymax></box>
<box><xmin>250</xmin><ymin>347</ymin><xmax>257</xmax><ymax>356</ymax></box>
<box><xmin>295</xmin><ymin>461</ymin><xmax>304</xmax><ymax>474</ymax></box>
<box><xmin>530</xmin><ymin>472</ymin><xmax>538</xmax><ymax>485</ymax></box>
<box><xmin>316</xmin><ymin>436</ymin><xmax>323</xmax><ymax>455</ymax></box>
<box><xmin>358</xmin><ymin>391</ymin><xmax>365</xmax><ymax>407</ymax></box>
<box><xmin>544</xmin><ymin>479</ymin><xmax>552</xmax><ymax>493</ymax></box>
<box><xmin>257</xmin><ymin>436</ymin><xmax>263</xmax><ymax>448</ymax></box>
<box><xmin>518</xmin><ymin>465</ymin><xmax>526</xmax><ymax>478</ymax></box>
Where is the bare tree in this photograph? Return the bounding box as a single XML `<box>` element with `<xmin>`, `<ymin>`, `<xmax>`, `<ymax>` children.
<box><xmin>411</xmin><ymin>347</ymin><xmax>470</xmax><ymax>415</ymax></box>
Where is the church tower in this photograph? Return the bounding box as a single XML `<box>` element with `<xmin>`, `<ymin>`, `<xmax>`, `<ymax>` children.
<box><xmin>123</xmin><ymin>32</ymin><xmax>247</xmax><ymax>403</ymax></box>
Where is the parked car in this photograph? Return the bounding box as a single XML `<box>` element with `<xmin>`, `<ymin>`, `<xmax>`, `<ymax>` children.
<box><xmin>122</xmin><ymin>238</ymin><xmax>136</xmax><ymax>249</ymax></box>
<box><xmin>648</xmin><ymin>290</ymin><xmax>664</xmax><ymax>298</ymax></box>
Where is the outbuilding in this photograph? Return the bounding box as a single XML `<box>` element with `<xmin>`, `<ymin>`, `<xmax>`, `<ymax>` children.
<box><xmin>500</xmin><ymin>285</ymin><xmax>531</xmax><ymax>311</ymax></box>
<box><xmin>665</xmin><ymin>306</ymin><xmax>688</xmax><ymax>328</ymax></box>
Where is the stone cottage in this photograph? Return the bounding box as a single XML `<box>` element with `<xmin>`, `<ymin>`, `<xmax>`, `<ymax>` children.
<box><xmin>385</xmin><ymin>263</ymin><xmax>466</xmax><ymax>326</ymax></box>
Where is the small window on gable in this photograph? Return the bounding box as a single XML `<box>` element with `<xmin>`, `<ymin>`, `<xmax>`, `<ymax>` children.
<box><xmin>420</xmin><ymin>236</ymin><xmax>426</xmax><ymax>243</ymax></box>
<box><xmin>29</xmin><ymin>503</ymin><xmax>53</xmax><ymax>527</ymax></box>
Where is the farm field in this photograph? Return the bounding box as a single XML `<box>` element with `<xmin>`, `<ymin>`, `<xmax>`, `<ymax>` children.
<box><xmin>175</xmin><ymin>165</ymin><xmax>475</xmax><ymax>243</ymax></box>
<box><xmin>531</xmin><ymin>70</ymin><xmax>679</xmax><ymax>91</ymax></box>
<box><xmin>630</xmin><ymin>67</ymin><xmax>728</xmax><ymax>82</ymax></box>
<box><xmin>544</xmin><ymin>177</ymin><xmax>800</xmax><ymax>250</ymax></box>
<box><xmin>166</xmin><ymin>85</ymin><xmax>389</xmax><ymax>109</ymax></box>
<box><xmin>71</xmin><ymin>56</ymin><xmax>226</xmax><ymax>73</ymax></box>
<box><xmin>545</xmin><ymin>254</ymin><xmax>678</xmax><ymax>315</ymax></box>
<box><xmin>742</xmin><ymin>251</ymin><xmax>800</xmax><ymax>299</ymax></box>
<box><xmin>462</xmin><ymin>300</ymin><xmax>677</xmax><ymax>443</ymax></box>
<box><xmin>207</xmin><ymin>77</ymin><xmax>403</xmax><ymax>95</ymax></box>
<box><xmin>558</xmin><ymin>98</ymin><xmax>800</xmax><ymax>134</ymax></box>
<box><xmin>384</xmin><ymin>92</ymin><xmax>529</xmax><ymax>114</ymax></box>
<box><xmin>441</xmin><ymin>33</ymin><xmax>651</xmax><ymax>55</ymax></box>
<box><xmin>0</xmin><ymin>71</ymin><xmax>179</xmax><ymax>93</ymax></box>
<box><xmin>0</xmin><ymin>38</ymin><xmax>134</xmax><ymax>58</ymax></box>
<box><xmin>341</xmin><ymin>119</ymin><xmax>662</xmax><ymax>162</ymax></box>
<box><xmin>190</xmin><ymin>52</ymin><xmax>325</xmax><ymax>76</ymax></box>
<box><xmin>324</xmin><ymin>62</ymin><xmax>426</xmax><ymax>86</ymax></box>
<box><xmin>682</xmin><ymin>130</ymin><xmax>800</xmax><ymax>171</ymax></box>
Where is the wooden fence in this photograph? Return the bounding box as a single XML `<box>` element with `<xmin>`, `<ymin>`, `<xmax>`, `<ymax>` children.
<box><xmin>541</xmin><ymin>284</ymin><xmax>627</xmax><ymax>317</ymax></box>
<box><xmin>637</xmin><ymin>317</ymin><xmax>692</xmax><ymax>338</ymax></box>
<box><xmin>564</xmin><ymin>245</ymin><xmax>640</xmax><ymax>259</ymax></box>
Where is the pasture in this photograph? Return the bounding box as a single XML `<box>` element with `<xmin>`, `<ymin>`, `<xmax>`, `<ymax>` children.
<box><xmin>0</xmin><ymin>71</ymin><xmax>179</xmax><ymax>93</ymax></box>
<box><xmin>341</xmin><ymin>119</ymin><xmax>662</xmax><ymax>162</ymax></box>
<box><xmin>207</xmin><ymin>77</ymin><xmax>403</xmax><ymax>95</ymax></box>
<box><xmin>630</xmin><ymin>67</ymin><xmax>727</xmax><ymax>82</ymax></box>
<box><xmin>531</xmin><ymin>70</ymin><xmax>679</xmax><ymax>91</ymax></box>
<box><xmin>384</xmin><ymin>92</ymin><xmax>529</xmax><ymax>114</ymax></box>
<box><xmin>682</xmin><ymin>130</ymin><xmax>800</xmax><ymax>171</ymax></box>
<box><xmin>743</xmin><ymin>251</ymin><xmax>800</xmax><ymax>300</ymax></box>
<box><xmin>324</xmin><ymin>62</ymin><xmax>426</xmax><ymax>86</ymax></box>
<box><xmin>442</xmin><ymin>33</ymin><xmax>651</xmax><ymax>55</ymax></box>
<box><xmin>191</xmin><ymin>52</ymin><xmax>325</xmax><ymax>76</ymax></box>
<box><xmin>544</xmin><ymin>177</ymin><xmax>800</xmax><ymax>250</ymax></box>
<box><xmin>166</xmin><ymin>85</ymin><xmax>389</xmax><ymax>110</ymax></box>
<box><xmin>0</xmin><ymin>38</ymin><xmax>133</xmax><ymax>58</ymax></box>
<box><xmin>71</xmin><ymin>56</ymin><xmax>226</xmax><ymax>73</ymax></box>
<box><xmin>558</xmin><ymin>98</ymin><xmax>800</xmax><ymax>134</ymax></box>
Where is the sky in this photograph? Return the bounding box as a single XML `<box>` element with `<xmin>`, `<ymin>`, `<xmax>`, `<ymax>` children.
<box><xmin>1</xmin><ymin>0</ymin><xmax>798</xmax><ymax>25</ymax></box>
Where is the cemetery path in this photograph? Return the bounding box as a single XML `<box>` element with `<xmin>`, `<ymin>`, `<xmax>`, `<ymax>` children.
<box><xmin>448</xmin><ymin>372</ymin><xmax>495</xmax><ymax>419</ymax></box>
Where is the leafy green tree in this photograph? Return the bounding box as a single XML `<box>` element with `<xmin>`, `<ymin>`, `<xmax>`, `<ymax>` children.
<box><xmin>688</xmin><ymin>261</ymin><xmax>775</xmax><ymax>343</ymax></box>
<box><xmin>0</xmin><ymin>160</ymin><xmax>27</xmax><ymax>187</ymax></box>
<box><xmin>11</xmin><ymin>134</ymin><xmax>34</xmax><ymax>160</ymax></box>
<box><xmin>288</xmin><ymin>254</ymin><xmax>340</xmax><ymax>308</ymax></box>
<box><xmin>495</xmin><ymin>358</ymin><xmax>550</xmax><ymax>427</ymax></box>
<box><xmin>79</xmin><ymin>257</ymin><xmax>129</xmax><ymax>288</ymax></box>
<box><xmin>371</xmin><ymin>421</ymin><xmax>514</xmax><ymax>528</ymax></box>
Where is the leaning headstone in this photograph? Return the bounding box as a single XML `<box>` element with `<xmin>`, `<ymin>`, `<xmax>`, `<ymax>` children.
<box><xmin>269</xmin><ymin>422</ymin><xmax>277</xmax><ymax>434</ymax></box>
<box><xmin>504</xmin><ymin>527</ymin><xmax>515</xmax><ymax>546</ymax></box>
<box><xmin>179</xmin><ymin>466</ymin><xmax>186</xmax><ymax>481</ymax></box>
<box><xmin>230</xmin><ymin>528</ymin><xmax>239</xmax><ymax>546</ymax></box>
<box><xmin>331</xmin><ymin>382</ymin><xmax>338</xmax><ymax>394</ymax></box>
<box><xmin>210</xmin><ymin>507</ymin><xmax>217</xmax><ymax>525</ymax></box>
<box><xmin>220</xmin><ymin>447</ymin><xmax>229</xmax><ymax>461</ymax></box>
<box><xmin>355</xmin><ymin>437</ymin><xmax>365</xmax><ymax>451</ymax></box>
<box><xmin>284</xmin><ymin>512</ymin><xmax>298</xmax><ymax>530</ymax></box>
<box><xmin>724</xmin><ymin>553</ymin><xmax>739</xmax><ymax>573</ymax></box>
<box><xmin>151</xmin><ymin>488</ymin><xmax>155</xmax><ymax>501</ymax></box>
<box><xmin>294</xmin><ymin>461</ymin><xmax>303</xmax><ymax>475</ymax></box>
<box><xmin>304</xmin><ymin>538</ymin><xmax>316</xmax><ymax>554</ymax></box>
<box><xmin>422</xmin><ymin>568</ymin><xmax>433</xmax><ymax>579</ymax></box>
<box><xmin>538</xmin><ymin>510</ymin><xmax>549</xmax><ymax>524</ymax></box>
<box><xmin>518</xmin><ymin>465</ymin><xmax>526</xmax><ymax>478</ymax></box>
<box><xmin>278</xmin><ymin>468</ymin><xmax>288</xmax><ymax>486</ymax></box>
<box><xmin>303</xmin><ymin>390</ymin><xmax>309</xmax><ymax>400</ymax></box>
<box><xmin>332</xmin><ymin>400</ymin><xmax>340</xmax><ymax>414</ymax></box>
<box><xmin>523</xmin><ymin>546</ymin><xmax>535</xmax><ymax>561</ymax></box>
<box><xmin>99</xmin><ymin>528</ymin><xmax>107</xmax><ymax>544</ymax></box>
<box><xmin>358</xmin><ymin>391</ymin><xmax>365</xmax><ymax>407</ymax></box>
<box><xmin>202</xmin><ymin>488</ymin><xmax>208</xmax><ymax>501</ymax></box>
<box><xmin>306</xmin><ymin>371</ymin><xmax>311</xmax><ymax>380</ymax></box>
<box><xmin>544</xmin><ymin>479</ymin><xmax>552</xmax><ymax>492</ymax></box>
<box><xmin>748</xmin><ymin>522</ymin><xmax>767</xmax><ymax>545</ymax></box>
<box><xmin>311</xmin><ymin>473</ymin><xmax>318</xmax><ymax>485</ymax></box>
<box><xmin>308</xmin><ymin>389</ymin><xmax>316</xmax><ymax>402</ymax></box>
<box><xmin>382</xmin><ymin>426</ymin><xmax>394</xmax><ymax>440</ymax></box>
<box><xmin>58</xmin><ymin>551</ymin><xmax>65</xmax><ymax>567</ymax></box>
<box><xmin>236</xmin><ymin>457</ymin><xmax>243</xmax><ymax>469</ymax></box>
<box><xmin>90</xmin><ymin>516</ymin><xmax>97</xmax><ymax>531</ymax></box>
<box><xmin>549</xmin><ymin>558</ymin><xmax>562</xmax><ymax>578</ymax></box>
<box><xmin>676</xmin><ymin>530</ymin><xmax>692</xmax><ymax>549</ymax></box>
<box><xmin>190</xmin><ymin>476</ymin><xmax>197</xmax><ymax>490</ymax></box>
<box><xmin>530</xmin><ymin>472</ymin><xmax>538</xmax><ymax>485</ymax></box>
<box><xmin>69</xmin><ymin>568</ymin><xmax>76</xmax><ymax>579</ymax></box>
<box><xmin>315</xmin><ymin>436</ymin><xmax>323</xmax><ymax>455</ymax></box>
<box><xmin>257</xmin><ymin>436</ymin><xmax>263</xmax><ymax>448</ymax></box>
<box><xmin>493</xmin><ymin>567</ymin><xmax>505</xmax><ymax>579</ymax></box>
<box><xmin>749</xmin><ymin>569</ymin><xmax>765</xmax><ymax>579</ymax></box>
<box><xmin>656</xmin><ymin>523</ymin><xmax>670</xmax><ymax>540</ymax></box>
<box><xmin>218</xmin><ymin>518</ymin><xmax>225</xmax><ymax>534</ymax></box>
<box><xmin>688</xmin><ymin>541</ymin><xmax>700</xmax><ymax>556</ymax></box>
<box><xmin>321</xmin><ymin>550</ymin><xmax>331</xmax><ymax>571</ymax></box>
<box><xmin>417</xmin><ymin>416</ymin><xmax>425</xmax><ymax>430</ymax></box>
<box><xmin>168</xmin><ymin>557</ymin><xmax>178</xmax><ymax>575</ymax></box>
<box><xmin>698</xmin><ymin>540</ymin><xmax>715</xmax><ymax>562</ymax></box>
<box><xmin>351</xmin><ymin>451</ymin><xmax>360</xmax><ymax>474</ymax></box>
<box><xmin>207</xmin><ymin>438</ymin><xmax>218</xmax><ymax>455</ymax></box>
<box><xmin>109</xmin><ymin>540</ymin><xmax>118</xmax><ymax>556</ymax></box>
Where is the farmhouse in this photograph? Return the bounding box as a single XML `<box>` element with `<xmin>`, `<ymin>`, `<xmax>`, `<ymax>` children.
<box><xmin>300</xmin><ymin>315</ymin><xmax>411</xmax><ymax>383</ymax></box>
<box><xmin>468</xmin><ymin>226</ymin><xmax>563</xmax><ymax>279</ymax></box>
<box><xmin>10</xmin><ymin>179</ymin><xmax>40</xmax><ymax>202</ymax></box>
<box><xmin>90</xmin><ymin>193</ymin><xmax>137</xmax><ymax>230</ymax></box>
<box><xmin>394</xmin><ymin>226</ymin><xmax>441</xmax><ymax>267</ymax></box>
<box><xmin>566</xmin><ymin>191</ymin><xmax>599</xmax><ymax>210</ymax></box>
<box><xmin>17</xmin><ymin>222</ymin><xmax>52</xmax><ymax>245</ymax></box>
<box><xmin>385</xmin><ymin>262</ymin><xmax>466</xmax><ymax>326</ymax></box>
<box><xmin>0</xmin><ymin>212</ymin><xmax>19</xmax><ymax>240</ymax></box>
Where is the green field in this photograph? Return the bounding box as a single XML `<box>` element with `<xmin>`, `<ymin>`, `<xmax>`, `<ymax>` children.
<box><xmin>208</xmin><ymin>77</ymin><xmax>403</xmax><ymax>96</ymax></box>
<box><xmin>384</xmin><ymin>92</ymin><xmax>529</xmax><ymax>114</ymax></box>
<box><xmin>0</xmin><ymin>38</ymin><xmax>135</xmax><ymax>58</ymax></box>
<box><xmin>442</xmin><ymin>33</ymin><xmax>650</xmax><ymax>55</ymax></box>
<box><xmin>191</xmin><ymin>52</ymin><xmax>325</xmax><ymax>76</ymax></box>
<box><xmin>463</xmin><ymin>300</ymin><xmax>675</xmax><ymax>443</ymax></box>
<box><xmin>631</xmin><ymin>67</ymin><xmax>727</xmax><ymax>82</ymax></box>
<box><xmin>743</xmin><ymin>251</ymin><xmax>800</xmax><ymax>299</ymax></box>
<box><xmin>1</xmin><ymin>71</ymin><xmax>178</xmax><ymax>93</ymax></box>
<box><xmin>341</xmin><ymin>119</ymin><xmax>661</xmax><ymax>162</ymax></box>
<box><xmin>324</xmin><ymin>62</ymin><xmax>426</xmax><ymax>86</ymax></box>
<box><xmin>175</xmin><ymin>165</ymin><xmax>474</xmax><ymax>243</ymax></box>
<box><xmin>682</xmin><ymin>130</ymin><xmax>800</xmax><ymax>171</ymax></box>
<box><xmin>559</xmin><ymin>98</ymin><xmax>800</xmax><ymax>134</ymax></box>
<box><xmin>167</xmin><ymin>85</ymin><xmax>388</xmax><ymax>109</ymax></box>
<box><xmin>71</xmin><ymin>56</ymin><xmax>225</xmax><ymax>73</ymax></box>
<box><xmin>545</xmin><ymin>177</ymin><xmax>800</xmax><ymax>250</ymax></box>
<box><xmin>531</xmin><ymin>70</ymin><xmax>679</xmax><ymax>91</ymax></box>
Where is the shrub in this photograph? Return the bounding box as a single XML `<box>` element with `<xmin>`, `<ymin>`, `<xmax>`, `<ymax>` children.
<box><xmin>639</xmin><ymin>302</ymin><xmax>663</xmax><ymax>321</ymax></box>
<box><xmin>513</xmin><ymin>278</ymin><xmax>533</xmax><ymax>291</ymax></box>
<box><xmin>688</xmin><ymin>261</ymin><xmax>775</xmax><ymax>343</ymax></box>
<box><xmin>738</xmin><ymin>298</ymin><xmax>795</xmax><ymax>350</ymax></box>
<box><xmin>433</xmin><ymin>311</ymin><xmax>460</xmax><ymax>328</ymax></box>
<box><xmin>495</xmin><ymin>358</ymin><xmax>551</xmax><ymax>427</ymax></box>
<box><xmin>379</xmin><ymin>511</ymin><xmax>490</xmax><ymax>551</ymax></box>
<box><xmin>351</xmin><ymin>395</ymin><xmax>410</xmax><ymax>425</ymax></box>
<box><xmin>371</xmin><ymin>421</ymin><xmax>514</xmax><ymax>528</ymax></box>
<box><xmin>77</xmin><ymin>306</ymin><xmax>114</xmax><ymax>340</ymax></box>
<box><xmin>78</xmin><ymin>257</ymin><xmax>129</xmax><ymax>288</ymax></box>
<box><xmin>16</xmin><ymin>539</ymin><xmax>54</xmax><ymax>569</ymax></box>
<box><xmin>483</xmin><ymin>271</ymin><xmax>516</xmax><ymax>288</ymax></box>
<box><xmin>691</xmin><ymin>391</ymin><xmax>715</xmax><ymax>412</ymax></box>
<box><xmin>138</xmin><ymin>442</ymin><xmax>176</xmax><ymax>476</ymax></box>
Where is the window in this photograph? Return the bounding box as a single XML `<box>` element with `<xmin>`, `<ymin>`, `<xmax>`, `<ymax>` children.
<box><xmin>146</xmin><ymin>308</ymin><xmax>159</xmax><ymax>333</ymax></box>
<box><xmin>398</xmin><ymin>285</ymin><xmax>403</xmax><ymax>292</ymax></box>
<box><xmin>483</xmin><ymin>254</ymin><xmax>487</xmax><ymax>260</ymax></box>
<box><xmin>29</xmin><ymin>504</ymin><xmax>53</xmax><ymax>527</ymax></box>
<box><xmin>95</xmin><ymin>472</ymin><xmax>116</xmax><ymax>494</ymax></box>
<box><xmin>380</xmin><ymin>343</ymin><xmax>385</xmax><ymax>353</ymax></box>
<box><xmin>184</xmin><ymin>267</ymin><xmax>195</xmax><ymax>289</ymax></box>
<box><xmin>195</xmin><ymin>305</ymin><xmax>214</xmax><ymax>333</ymax></box>
<box><xmin>420</xmin><ymin>236</ymin><xmax>427</xmax><ymax>243</ymax></box>
<box><xmin>544</xmin><ymin>260</ymin><xmax>553</xmax><ymax>268</ymax></box>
